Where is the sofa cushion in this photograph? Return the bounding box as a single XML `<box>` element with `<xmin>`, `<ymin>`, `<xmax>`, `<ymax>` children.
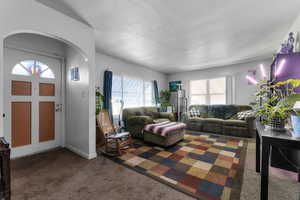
<box><xmin>188</xmin><ymin>117</ymin><xmax>205</xmax><ymax>122</ymax></box>
<box><xmin>145</xmin><ymin>111</ymin><xmax>160</xmax><ymax>119</ymax></box>
<box><xmin>223</xmin><ymin>105</ymin><xmax>239</xmax><ymax>119</ymax></box>
<box><xmin>154</xmin><ymin>118</ymin><xmax>170</xmax><ymax>123</ymax></box>
<box><xmin>207</xmin><ymin>105</ymin><xmax>226</xmax><ymax>119</ymax></box>
<box><xmin>127</xmin><ymin>116</ymin><xmax>154</xmax><ymax>125</ymax></box>
<box><xmin>223</xmin><ymin>119</ymin><xmax>247</xmax><ymax>127</ymax></box>
<box><xmin>202</xmin><ymin>118</ymin><xmax>224</xmax><ymax>124</ymax></box>
<box><xmin>135</xmin><ymin>111</ymin><xmax>143</xmax><ymax>116</ymax></box>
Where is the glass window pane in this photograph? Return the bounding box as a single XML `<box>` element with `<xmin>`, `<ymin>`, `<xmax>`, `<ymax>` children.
<box><xmin>112</xmin><ymin>91</ymin><xmax>122</xmax><ymax>116</ymax></box>
<box><xmin>209</xmin><ymin>77</ymin><xmax>226</xmax><ymax>94</ymax></box>
<box><xmin>145</xmin><ymin>81</ymin><xmax>154</xmax><ymax>106</ymax></box>
<box><xmin>210</xmin><ymin>94</ymin><xmax>226</xmax><ymax>105</ymax></box>
<box><xmin>190</xmin><ymin>95</ymin><xmax>206</xmax><ymax>105</ymax></box>
<box><xmin>190</xmin><ymin>80</ymin><xmax>207</xmax><ymax>94</ymax></box>
<box><xmin>40</xmin><ymin>68</ymin><xmax>55</xmax><ymax>79</ymax></box>
<box><xmin>36</xmin><ymin>61</ymin><xmax>49</xmax><ymax>73</ymax></box>
<box><xmin>123</xmin><ymin>77</ymin><xmax>143</xmax><ymax>108</ymax></box>
<box><xmin>11</xmin><ymin>64</ymin><xmax>31</xmax><ymax>76</ymax></box>
<box><xmin>112</xmin><ymin>75</ymin><xmax>122</xmax><ymax>92</ymax></box>
<box><xmin>20</xmin><ymin>60</ymin><xmax>34</xmax><ymax>74</ymax></box>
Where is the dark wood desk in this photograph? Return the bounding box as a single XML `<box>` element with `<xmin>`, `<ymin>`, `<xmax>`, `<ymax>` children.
<box><xmin>256</xmin><ymin>121</ymin><xmax>300</xmax><ymax>200</ymax></box>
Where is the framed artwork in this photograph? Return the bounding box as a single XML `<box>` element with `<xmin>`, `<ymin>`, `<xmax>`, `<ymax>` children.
<box><xmin>169</xmin><ymin>81</ymin><xmax>181</xmax><ymax>92</ymax></box>
<box><xmin>71</xmin><ymin>67</ymin><xmax>80</xmax><ymax>81</ymax></box>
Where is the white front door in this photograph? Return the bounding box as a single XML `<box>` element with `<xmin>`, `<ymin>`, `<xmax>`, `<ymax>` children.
<box><xmin>3</xmin><ymin>48</ymin><xmax>63</xmax><ymax>158</ymax></box>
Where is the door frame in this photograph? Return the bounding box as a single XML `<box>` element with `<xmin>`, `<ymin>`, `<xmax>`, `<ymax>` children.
<box><xmin>4</xmin><ymin>45</ymin><xmax>66</xmax><ymax>158</ymax></box>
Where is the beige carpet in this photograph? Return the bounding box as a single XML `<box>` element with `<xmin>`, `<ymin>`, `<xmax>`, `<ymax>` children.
<box><xmin>11</xmin><ymin>139</ymin><xmax>298</xmax><ymax>200</ymax></box>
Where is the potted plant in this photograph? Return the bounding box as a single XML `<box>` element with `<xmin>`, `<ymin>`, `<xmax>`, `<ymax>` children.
<box><xmin>96</xmin><ymin>87</ymin><xmax>104</xmax><ymax>115</ymax></box>
<box><xmin>160</xmin><ymin>90</ymin><xmax>171</xmax><ymax>112</ymax></box>
<box><xmin>255</xmin><ymin>96</ymin><xmax>290</xmax><ymax>131</ymax></box>
<box><xmin>254</xmin><ymin>79</ymin><xmax>300</xmax><ymax>131</ymax></box>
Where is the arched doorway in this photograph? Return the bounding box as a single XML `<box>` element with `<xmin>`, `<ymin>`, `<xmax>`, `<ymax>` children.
<box><xmin>3</xmin><ymin>33</ymin><xmax>88</xmax><ymax>158</ymax></box>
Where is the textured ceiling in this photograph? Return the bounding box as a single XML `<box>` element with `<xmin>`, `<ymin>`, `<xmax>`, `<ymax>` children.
<box><xmin>36</xmin><ymin>0</ymin><xmax>300</xmax><ymax>74</ymax></box>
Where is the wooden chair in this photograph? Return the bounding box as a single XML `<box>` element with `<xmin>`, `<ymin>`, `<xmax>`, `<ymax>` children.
<box><xmin>96</xmin><ymin>110</ymin><xmax>132</xmax><ymax>156</ymax></box>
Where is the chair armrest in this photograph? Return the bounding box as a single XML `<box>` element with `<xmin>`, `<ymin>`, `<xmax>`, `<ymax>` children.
<box><xmin>160</xmin><ymin>112</ymin><xmax>175</xmax><ymax>122</ymax></box>
<box><xmin>127</xmin><ymin>116</ymin><xmax>154</xmax><ymax>126</ymax></box>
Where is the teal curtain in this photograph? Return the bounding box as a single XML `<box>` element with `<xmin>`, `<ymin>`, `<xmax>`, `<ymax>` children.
<box><xmin>103</xmin><ymin>70</ymin><xmax>113</xmax><ymax>120</ymax></box>
<box><xmin>153</xmin><ymin>80</ymin><xmax>160</xmax><ymax>106</ymax></box>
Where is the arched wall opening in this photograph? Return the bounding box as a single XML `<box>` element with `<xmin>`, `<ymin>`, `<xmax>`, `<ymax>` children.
<box><xmin>2</xmin><ymin>32</ymin><xmax>96</xmax><ymax>159</ymax></box>
<box><xmin>0</xmin><ymin>0</ymin><xmax>97</xmax><ymax>159</ymax></box>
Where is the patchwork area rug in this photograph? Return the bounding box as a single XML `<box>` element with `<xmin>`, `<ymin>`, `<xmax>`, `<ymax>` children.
<box><xmin>109</xmin><ymin>133</ymin><xmax>248</xmax><ymax>200</ymax></box>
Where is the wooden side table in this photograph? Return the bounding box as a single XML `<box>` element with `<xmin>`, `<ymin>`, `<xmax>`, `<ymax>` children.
<box><xmin>0</xmin><ymin>138</ymin><xmax>10</xmax><ymax>200</ymax></box>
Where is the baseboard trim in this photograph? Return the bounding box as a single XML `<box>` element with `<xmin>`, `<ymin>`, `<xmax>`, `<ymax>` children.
<box><xmin>66</xmin><ymin>144</ymin><xmax>97</xmax><ymax>160</ymax></box>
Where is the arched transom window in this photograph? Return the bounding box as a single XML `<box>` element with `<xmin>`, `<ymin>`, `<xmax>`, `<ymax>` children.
<box><xmin>12</xmin><ymin>60</ymin><xmax>55</xmax><ymax>79</ymax></box>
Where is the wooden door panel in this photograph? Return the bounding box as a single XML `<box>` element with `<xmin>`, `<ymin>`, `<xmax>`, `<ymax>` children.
<box><xmin>11</xmin><ymin>102</ymin><xmax>31</xmax><ymax>147</ymax></box>
<box><xmin>39</xmin><ymin>102</ymin><xmax>55</xmax><ymax>142</ymax></box>
<box><xmin>11</xmin><ymin>81</ymin><xmax>32</xmax><ymax>96</ymax></box>
<box><xmin>39</xmin><ymin>83</ymin><xmax>55</xmax><ymax>96</ymax></box>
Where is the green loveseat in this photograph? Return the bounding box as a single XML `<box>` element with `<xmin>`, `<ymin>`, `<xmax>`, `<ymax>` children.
<box><xmin>123</xmin><ymin>107</ymin><xmax>175</xmax><ymax>139</ymax></box>
<box><xmin>182</xmin><ymin>105</ymin><xmax>256</xmax><ymax>138</ymax></box>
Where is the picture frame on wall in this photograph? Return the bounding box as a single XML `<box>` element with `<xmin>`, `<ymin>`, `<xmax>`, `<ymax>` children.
<box><xmin>169</xmin><ymin>81</ymin><xmax>182</xmax><ymax>92</ymax></box>
<box><xmin>71</xmin><ymin>67</ymin><xmax>80</xmax><ymax>81</ymax></box>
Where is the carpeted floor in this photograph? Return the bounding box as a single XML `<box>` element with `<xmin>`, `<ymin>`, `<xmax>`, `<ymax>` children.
<box><xmin>108</xmin><ymin>133</ymin><xmax>248</xmax><ymax>200</ymax></box>
<box><xmin>11</xmin><ymin>138</ymin><xmax>299</xmax><ymax>200</ymax></box>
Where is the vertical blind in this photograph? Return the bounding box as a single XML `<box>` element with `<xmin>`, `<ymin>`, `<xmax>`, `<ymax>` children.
<box><xmin>112</xmin><ymin>75</ymin><xmax>154</xmax><ymax>116</ymax></box>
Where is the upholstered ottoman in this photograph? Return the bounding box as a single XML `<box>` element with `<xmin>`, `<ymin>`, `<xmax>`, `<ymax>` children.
<box><xmin>143</xmin><ymin>121</ymin><xmax>186</xmax><ymax>147</ymax></box>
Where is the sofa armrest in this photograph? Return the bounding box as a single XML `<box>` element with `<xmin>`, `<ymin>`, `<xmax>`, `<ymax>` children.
<box><xmin>127</xmin><ymin>116</ymin><xmax>154</xmax><ymax>126</ymax></box>
<box><xmin>181</xmin><ymin>112</ymin><xmax>190</xmax><ymax>123</ymax></box>
<box><xmin>159</xmin><ymin>112</ymin><xmax>175</xmax><ymax>122</ymax></box>
<box><xmin>245</xmin><ymin>116</ymin><xmax>256</xmax><ymax>136</ymax></box>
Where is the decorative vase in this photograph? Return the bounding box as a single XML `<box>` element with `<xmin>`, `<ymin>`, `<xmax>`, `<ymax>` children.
<box><xmin>269</xmin><ymin>117</ymin><xmax>285</xmax><ymax>131</ymax></box>
<box><xmin>291</xmin><ymin>115</ymin><xmax>300</xmax><ymax>137</ymax></box>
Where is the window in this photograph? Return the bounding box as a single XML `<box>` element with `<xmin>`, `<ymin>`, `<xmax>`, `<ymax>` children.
<box><xmin>112</xmin><ymin>75</ymin><xmax>154</xmax><ymax>116</ymax></box>
<box><xmin>190</xmin><ymin>77</ymin><xmax>226</xmax><ymax>105</ymax></box>
<box><xmin>12</xmin><ymin>60</ymin><xmax>55</xmax><ymax>79</ymax></box>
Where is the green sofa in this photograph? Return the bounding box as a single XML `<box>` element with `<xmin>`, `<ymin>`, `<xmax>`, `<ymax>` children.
<box><xmin>182</xmin><ymin>104</ymin><xmax>256</xmax><ymax>138</ymax></box>
<box><xmin>123</xmin><ymin>107</ymin><xmax>175</xmax><ymax>139</ymax></box>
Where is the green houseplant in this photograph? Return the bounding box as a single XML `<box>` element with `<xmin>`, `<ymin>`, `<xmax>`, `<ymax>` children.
<box><xmin>160</xmin><ymin>90</ymin><xmax>171</xmax><ymax>112</ymax></box>
<box><xmin>96</xmin><ymin>87</ymin><xmax>104</xmax><ymax>115</ymax></box>
<box><xmin>254</xmin><ymin>79</ymin><xmax>300</xmax><ymax>131</ymax></box>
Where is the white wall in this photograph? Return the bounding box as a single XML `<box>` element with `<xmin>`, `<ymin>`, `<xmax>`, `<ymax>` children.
<box><xmin>168</xmin><ymin>58</ymin><xmax>273</xmax><ymax>105</ymax></box>
<box><xmin>0</xmin><ymin>0</ymin><xmax>96</xmax><ymax>159</ymax></box>
<box><xmin>95</xmin><ymin>52</ymin><xmax>167</xmax><ymax>91</ymax></box>
<box><xmin>65</xmin><ymin>46</ymin><xmax>93</xmax><ymax>158</ymax></box>
<box><xmin>4</xmin><ymin>33</ymin><xmax>66</xmax><ymax>57</ymax></box>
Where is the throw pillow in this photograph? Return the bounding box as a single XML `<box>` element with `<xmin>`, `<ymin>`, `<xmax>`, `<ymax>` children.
<box><xmin>237</xmin><ymin>110</ymin><xmax>255</xmax><ymax>120</ymax></box>
<box><xmin>189</xmin><ymin>109</ymin><xmax>201</xmax><ymax>118</ymax></box>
